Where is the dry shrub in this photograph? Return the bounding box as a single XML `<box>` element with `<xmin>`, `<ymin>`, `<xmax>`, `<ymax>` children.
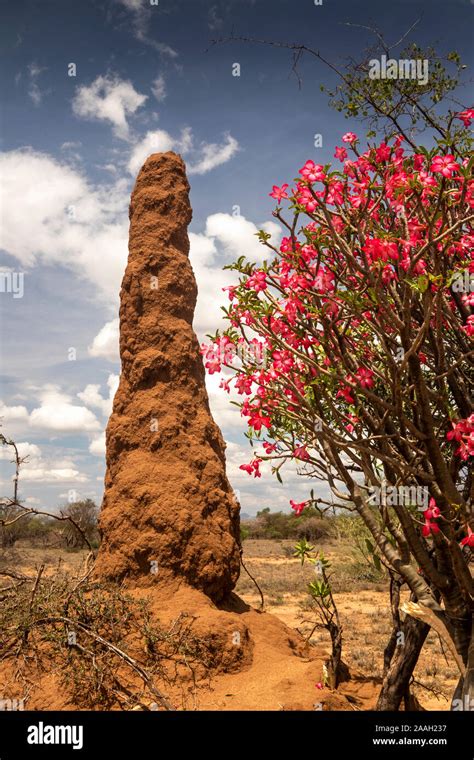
<box><xmin>0</xmin><ymin>571</ymin><xmax>213</xmax><ymax>711</ymax></box>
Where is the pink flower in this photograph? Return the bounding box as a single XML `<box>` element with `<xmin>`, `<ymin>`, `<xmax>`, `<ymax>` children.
<box><xmin>413</xmin><ymin>154</ymin><xmax>425</xmax><ymax>171</ymax></box>
<box><xmin>463</xmin><ymin>315</ymin><xmax>474</xmax><ymax>337</ymax></box>
<box><xmin>248</xmin><ymin>409</ymin><xmax>271</xmax><ymax>432</ymax></box>
<box><xmin>315</xmin><ymin>682</ymin><xmax>323</xmax><ymax>690</ymax></box>
<box><xmin>342</xmin><ymin>132</ymin><xmax>357</xmax><ymax>144</ymax></box>
<box><xmin>460</xmin><ymin>527</ymin><xmax>474</xmax><ymax>548</ymax></box>
<box><xmin>290</xmin><ymin>500</ymin><xmax>307</xmax><ymax>516</ymax></box>
<box><xmin>235</xmin><ymin>374</ymin><xmax>253</xmax><ymax>395</ymax></box>
<box><xmin>263</xmin><ymin>441</ymin><xmax>278</xmax><ymax>454</ymax></box>
<box><xmin>246</xmin><ymin>271</ymin><xmax>268</xmax><ymax>293</ymax></box>
<box><xmin>222</xmin><ymin>285</ymin><xmax>237</xmax><ymax>301</ymax></box>
<box><xmin>447</xmin><ymin>416</ymin><xmax>474</xmax><ymax>459</ymax></box>
<box><xmin>239</xmin><ymin>459</ymin><xmax>262</xmax><ymax>478</ymax></box>
<box><xmin>430</xmin><ymin>154</ymin><xmax>460</xmax><ymax>178</ymax></box>
<box><xmin>363</xmin><ymin>237</ymin><xmax>399</xmax><ymax>263</ymax></box>
<box><xmin>355</xmin><ymin>367</ymin><xmax>375</xmax><ymax>389</ymax></box>
<box><xmin>200</xmin><ymin>344</ymin><xmax>222</xmax><ymax>374</ymax></box>
<box><xmin>336</xmin><ymin>385</ymin><xmax>355</xmax><ymax>404</ymax></box>
<box><xmin>269</xmin><ymin>183</ymin><xmax>289</xmax><ymax>202</ymax></box>
<box><xmin>375</xmin><ymin>142</ymin><xmax>391</xmax><ymax>162</ymax></box>
<box><xmin>427</xmin><ymin>498</ymin><xmax>441</xmax><ymax>519</ymax></box>
<box><xmin>456</xmin><ymin>108</ymin><xmax>474</xmax><ymax>127</ymax></box>
<box><xmin>334</xmin><ymin>146</ymin><xmax>347</xmax><ymax>161</ymax></box>
<box><xmin>299</xmin><ymin>160</ymin><xmax>326</xmax><ymax>183</ymax></box>
<box><xmin>422</xmin><ymin>521</ymin><xmax>440</xmax><ymax>537</ymax></box>
<box><xmin>293</xmin><ymin>444</ymin><xmax>310</xmax><ymax>461</ymax></box>
<box><xmin>345</xmin><ymin>414</ymin><xmax>360</xmax><ymax>433</ymax></box>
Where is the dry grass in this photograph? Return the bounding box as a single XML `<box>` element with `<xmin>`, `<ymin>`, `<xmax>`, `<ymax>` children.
<box><xmin>237</xmin><ymin>537</ymin><xmax>459</xmax><ymax>710</ymax></box>
<box><xmin>1</xmin><ymin>539</ymin><xmax>460</xmax><ymax>711</ymax></box>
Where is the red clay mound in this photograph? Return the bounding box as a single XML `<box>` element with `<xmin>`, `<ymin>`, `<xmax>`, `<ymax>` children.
<box><xmin>94</xmin><ymin>152</ymin><xmax>240</xmax><ymax>602</ymax></box>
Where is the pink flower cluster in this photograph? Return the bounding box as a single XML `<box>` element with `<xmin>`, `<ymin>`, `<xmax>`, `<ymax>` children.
<box><xmin>202</xmin><ymin>122</ymin><xmax>474</xmax><ymax>515</ymax></box>
<box><xmin>421</xmin><ymin>498</ymin><xmax>441</xmax><ymax>537</ymax></box>
<box><xmin>447</xmin><ymin>415</ymin><xmax>474</xmax><ymax>460</ymax></box>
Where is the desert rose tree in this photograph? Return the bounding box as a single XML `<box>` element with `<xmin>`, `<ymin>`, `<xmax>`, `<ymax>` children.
<box><xmin>203</xmin><ymin>112</ymin><xmax>474</xmax><ymax>709</ymax></box>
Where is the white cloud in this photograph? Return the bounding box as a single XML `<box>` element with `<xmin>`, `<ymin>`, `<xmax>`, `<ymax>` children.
<box><xmin>72</xmin><ymin>74</ymin><xmax>147</xmax><ymax>140</ymax></box>
<box><xmin>0</xmin><ymin>440</ymin><xmax>41</xmax><ymax>461</ymax></box>
<box><xmin>127</xmin><ymin>127</ymin><xmax>192</xmax><ymax>175</ymax></box>
<box><xmin>205</xmin><ymin>213</ymin><xmax>280</xmax><ymax>263</ymax></box>
<box><xmin>151</xmin><ymin>75</ymin><xmax>166</xmax><ymax>102</ymax></box>
<box><xmin>0</xmin><ymin>401</ymin><xmax>29</xmax><ymax>424</ymax></box>
<box><xmin>127</xmin><ymin>128</ymin><xmax>238</xmax><ymax>177</ymax></box>
<box><xmin>208</xmin><ymin>5</ymin><xmax>224</xmax><ymax>31</ymax></box>
<box><xmin>29</xmin><ymin>386</ymin><xmax>101</xmax><ymax>433</ymax></box>
<box><xmin>78</xmin><ymin>374</ymin><xmax>119</xmax><ymax>418</ymax></box>
<box><xmin>89</xmin><ymin>318</ymin><xmax>120</xmax><ymax>362</ymax></box>
<box><xmin>20</xmin><ymin>466</ymin><xmax>88</xmax><ymax>483</ymax></box>
<box><xmin>189</xmin><ymin>213</ymin><xmax>280</xmax><ymax>338</ymax></box>
<box><xmin>27</xmin><ymin>62</ymin><xmax>49</xmax><ymax>106</ymax></box>
<box><xmin>115</xmin><ymin>0</ymin><xmax>178</xmax><ymax>57</ymax></box>
<box><xmin>187</xmin><ymin>134</ymin><xmax>239</xmax><ymax>175</ymax></box>
<box><xmin>0</xmin><ymin>149</ymin><xmax>129</xmax><ymax>306</ymax></box>
<box><xmin>0</xmin><ymin>441</ymin><xmax>88</xmax><ymax>485</ymax></box>
<box><xmin>205</xmin><ymin>373</ymin><xmax>243</xmax><ymax>430</ymax></box>
<box><xmin>89</xmin><ymin>432</ymin><xmax>106</xmax><ymax>457</ymax></box>
<box><xmin>118</xmin><ymin>0</ymin><xmax>142</xmax><ymax>8</ymax></box>
<box><xmin>222</xmin><ymin>440</ymin><xmax>329</xmax><ymax>515</ymax></box>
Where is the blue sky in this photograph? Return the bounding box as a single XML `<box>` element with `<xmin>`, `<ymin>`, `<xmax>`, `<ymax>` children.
<box><xmin>1</xmin><ymin>0</ymin><xmax>473</xmax><ymax>516</ymax></box>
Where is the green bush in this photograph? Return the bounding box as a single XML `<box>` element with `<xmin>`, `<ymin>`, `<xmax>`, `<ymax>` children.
<box><xmin>241</xmin><ymin>507</ymin><xmax>335</xmax><ymax>541</ymax></box>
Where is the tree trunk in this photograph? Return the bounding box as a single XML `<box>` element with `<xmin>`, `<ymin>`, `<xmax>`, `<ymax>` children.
<box><xmin>376</xmin><ymin>613</ymin><xmax>429</xmax><ymax>710</ymax></box>
<box><xmin>454</xmin><ymin>613</ymin><xmax>474</xmax><ymax>711</ymax></box>
<box><xmin>326</xmin><ymin>621</ymin><xmax>349</xmax><ymax>687</ymax></box>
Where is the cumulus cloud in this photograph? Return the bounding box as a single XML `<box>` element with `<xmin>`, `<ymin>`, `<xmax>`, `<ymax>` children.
<box><xmin>89</xmin><ymin>432</ymin><xmax>106</xmax><ymax>457</ymax></box>
<box><xmin>204</xmin><ymin>213</ymin><xmax>280</xmax><ymax>263</ymax></box>
<box><xmin>0</xmin><ymin>441</ymin><xmax>41</xmax><ymax>461</ymax></box>
<box><xmin>29</xmin><ymin>386</ymin><xmax>101</xmax><ymax>433</ymax></box>
<box><xmin>187</xmin><ymin>134</ymin><xmax>239</xmax><ymax>175</ymax></box>
<box><xmin>0</xmin><ymin>441</ymin><xmax>88</xmax><ymax>484</ymax></box>
<box><xmin>89</xmin><ymin>319</ymin><xmax>120</xmax><ymax>362</ymax></box>
<box><xmin>0</xmin><ymin>149</ymin><xmax>129</xmax><ymax>306</ymax></box>
<box><xmin>0</xmin><ymin>146</ymin><xmax>247</xmax><ymax>351</ymax></box>
<box><xmin>72</xmin><ymin>74</ymin><xmax>147</xmax><ymax>140</ymax></box>
<box><xmin>204</xmin><ymin>373</ymin><xmax>243</xmax><ymax>431</ymax></box>
<box><xmin>78</xmin><ymin>374</ymin><xmax>119</xmax><ymax>418</ymax></box>
<box><xmin>0</xmin><ymin>401</ymin><xmax>29</xmax><ymax>423</ymax></box>
<box><xmin>127</xmin><ymin>127</ymin><xmax>192</xmax><ymax>175</ymax></box>
<box><xmin>21</xmin><ymin>464</ymin><xmax>88</xmax><ymax>483</ymax></box>
<box><xmin>151</xmin><ymin>75</ymin><xmax>166</xmax><ymax>102</ymax></box>
<box><xmin>189</xmin><ymin>213</ymin><xmax>280</xmax><ymax>338</ymax></box>
<box><xmin>127</xmin><ymin>129</ymin><xmax>238</xmax><ymax>177</ymax></box>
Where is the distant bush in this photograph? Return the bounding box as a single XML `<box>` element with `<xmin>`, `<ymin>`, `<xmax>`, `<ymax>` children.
<box><xmin>3</xmin><ymin>500</ymin><xmax>100</xmax><ymax>549</ymax></box>
<box><xmin>241</xmin><ymin>507</ymin><xmax>335</xmax><ymax>541</ymax></box>
<box><xmin>60</xmin><ymin>499</ymin><xmax>99</xmax><ymax>548</ymax></box>
<box><xmin>240</xmin><ymin>524</ymin><xmax>250</xmax><ymax>541</ymax></box>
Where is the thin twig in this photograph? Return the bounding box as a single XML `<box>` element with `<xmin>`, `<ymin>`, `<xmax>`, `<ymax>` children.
<box><xmin>240</xmin><ymin>549</ymin><xmax>265</xmax><ymax>610</ymax></box>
